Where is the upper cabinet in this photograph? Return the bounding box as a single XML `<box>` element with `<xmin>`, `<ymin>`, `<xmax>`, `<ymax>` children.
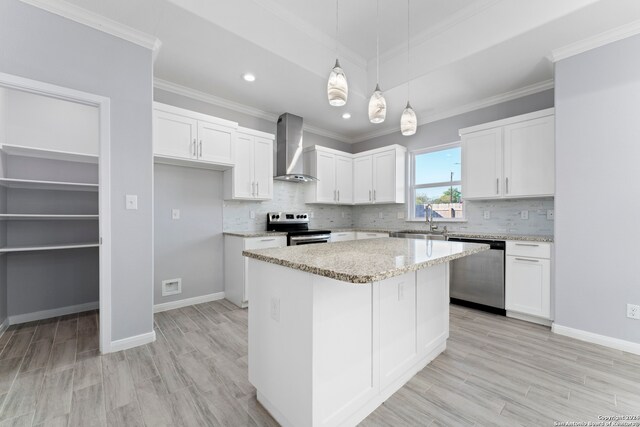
<box><xmin>304</xmin><ymin>145</ymin><xmax>405</xmax><ymax>205</ymax></box>
<box><xmin>154</xmin><ymin>103</ymin><xmax>237</xmax><ymax>168</ymax></box>
<box><xmin>223</xmin><ymin>127</ymin><xmax>274</xmax><ymax>201</ymax></box>
<box><xmin>303</xmin><ymin>147</ymin><xmax>353</xmax><ymax>204</ymax></box>
<box><xmin>460</xmin><ymin>108</ymin><xmax>554</xmax><ymax>200</ymax></box>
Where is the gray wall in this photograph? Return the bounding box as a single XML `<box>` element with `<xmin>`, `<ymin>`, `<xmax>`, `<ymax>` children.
<box><xmin>154</xmin><ymin>88</ymin><xmax>352</xmax><ymax>153</ymax></box>
<box><xmin>0</xmin><ymin>0</ymin><xmax>154</xmax><ymax>341</ymax></box>
<box><xmin>154</xmin><ymin>164</ymin><xmax>224</xmax><ymax>303</ymax></box>
<box><xmin>555</xmin><ymin>36</ymin><xmax>640</xmax><ymax>344</ymax></box>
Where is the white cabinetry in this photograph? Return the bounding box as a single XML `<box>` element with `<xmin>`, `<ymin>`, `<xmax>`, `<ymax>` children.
<box><xmin>460</xmin><ymin>108</ymin><xmax>554</xmax><ymax>200</ymax></box>
<box><xmin>356</xmin><ymin>232</ymin><xmax>389</xmax><ymax>240</ymax></box>
<box><xmin>303</xmin><ymin>147</ymin><xmax>353</xmax><ymax>204</ymax></box>
<box><xmin>224</xmin><ymin>234</ymin><xmax>287</xmax><ymax>308</ymax></box>
<box><xmin>223</xmin><ymin>127</ymin><xmax>274</xmax><ymax>200</ymax></box>
<box><xmin>353</xmin><ymin>146</ymin><xmax>406</xmax><ymax>204</ymax></box>
<box><xmin>330</xmin><ymin>231</ymin><xmax>356</xmax><ymax>242</ymax></box>
<box><xmin>505</xmin><ymin>241</ymin><xmax>552</xmax><ymax>323</ymax></box>
<box><xmin>154</xmin><ymin>103</ymin><xmax>236</xmax><ymax>168</ymax></box>
<box><xmin>304</xmin><ymin>145</ymin><xmax>405</xmax><ymax>205</ymax></box>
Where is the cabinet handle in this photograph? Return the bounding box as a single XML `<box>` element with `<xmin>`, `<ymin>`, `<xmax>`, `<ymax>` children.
<box><xmin>334</xmin><ymin>190</ymin><xmax>337</xmax><ymax>201</ymax></box>
<box><xmin>256</xmin><ymin>182</ymin><xmax>260</xmax><ymax>196</ymax></box>
<box><xmin>514</xmin><ymin>258</ymin><xmax>539</xmax><ymax>262</ymax></box>
<box><xmin>515</xmin><ymin>243</ymin><xmax>539</xmax><ymax>247</ymax></box>
<box><xmin>369</xmin><ymin>190</ymin><xmax>372</xmax><ymax>201</ymax></box>
<box><xmin>251</xmin><ymin>182</ymin><xmax>255</xmax><ymax>196</ymax></box>
<box><xmin>199</xmin><ymin>140</ymin><xmax>202</xmax><ymax>158</ymax></box>
<box><xmin>373</xmin><ymin>189</ymin><xmax>376</xmax><ymax>201</ymax></box>
<box><xmin>192</xmin><ymin>139</ymin><xmax>197</xmax><ymax>157</ymax></box>
<box><xmin>337</xmin><ymin>190</ymin><xmax>340</xmax><ymax>201</ymax></box>
<box><xmin>496</xmin><ymin>178</ymin><xmax>499</xmax><ymax>194</ymax></box>
<box><xmin>506</xmin><ymin>177</ymin><xmax>509</xmax><ymax>194</ymax></box>
<box><xmin>260</xmin><ymin>238</ymin><xmax>276</xmax><ymax>242</ymax></box>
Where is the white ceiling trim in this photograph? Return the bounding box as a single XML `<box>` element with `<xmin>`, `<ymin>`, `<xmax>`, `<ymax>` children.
<box><xmin>19</xmin><ymin>0</ymin><xmax>161</xmax><ymax>52</ymax></box>
<box><xmin>153</xmin><ymin>79</ymin><xmax>352</xmax><ymax>144</ymax></box>
<box><xmin>351</xmin><ymin>79</ymin><xmax>555</xmax><ymax>143</ymax></box>
<box><xmin>548</xmin><ymin>18</ymin><xmax>640</xmax><ymax>62</ymax></box>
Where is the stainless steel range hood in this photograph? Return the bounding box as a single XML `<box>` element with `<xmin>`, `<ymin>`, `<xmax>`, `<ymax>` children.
<box><xmin>274</xmin><ymin>113</ymin><xmax>318</xmax><ymax>182</ymax></box>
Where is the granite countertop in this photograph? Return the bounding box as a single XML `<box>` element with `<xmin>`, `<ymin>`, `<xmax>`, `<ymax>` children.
<box><xmin>330</xmin><ymin>228</ymin><xmax>553</xmax><ymax>243</ymax></box>
<box><xmin>223</xmin><ymin>231</ymin><xmax>288</xmax><ymax>238</ymax></box>
<box><xmin>243</xmin><ymin>238</ymin><xmax>489</xmax><ymax>284</ymax></box>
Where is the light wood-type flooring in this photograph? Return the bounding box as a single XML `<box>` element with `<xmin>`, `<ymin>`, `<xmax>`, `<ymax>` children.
<box><xmin>0</xmin><ymin>301</ymin><xmax>638</xmax><ymax>426</ymax></box>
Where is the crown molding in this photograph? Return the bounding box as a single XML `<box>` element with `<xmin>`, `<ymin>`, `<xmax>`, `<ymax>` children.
<box><xmin>549</xmin><ymin>19</ymin><xmax>640</xmax><ymax>62</ymax></box>
<box><xmin>153</xmin><ymin>79</ymin><xmax>352</xmax><ymax>144</ymax></box>
<box><xmin>351</xmin><ymin>79</ymin><xmax>555</xmax><ymax>143</ymax></box>
<box><xmin>19</xmin><ymin>0</ymin><xmax>161</xmax><ymax>52</ymax></box>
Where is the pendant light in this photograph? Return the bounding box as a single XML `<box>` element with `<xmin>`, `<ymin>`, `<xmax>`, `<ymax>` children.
<box><xmin>327</xmin><ymin>0</ymin><xmax>348</xmax><ymax>107</ymax></box>
<box><xmin>401</xmin><ymin>0</ymin><xmax>417</xmax><ymax>136</ymax></box>
<box><xmin>368</xmin><ymin>0</ymin><xmax>386</xmax><ymax>123</ymax></box>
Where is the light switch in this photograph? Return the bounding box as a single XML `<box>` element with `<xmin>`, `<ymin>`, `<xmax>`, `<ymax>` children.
<box><xmin>250</xmin><ymin>211</ymin><xmax>256</xmax><ymax>219</ymax></box>
<box><xmin>520</xmin><ymin>210</ymin><xmax>529</xmax><ymax>220</ymax></box>
<box><xmin>172</xmin><ymin>209</ymin><xmax>180</xmax><ymax>220</ymax></box>
<box><xmin>483</xmin><ymin>210</ymin><xmax>491</xmax><ymax>220</ymax></box>
<box><xmin>126</xmin><ymin>195</ymin><xmax>138</xmax><ymax>210</ymax></box>
<box><xmin>547</xmin><ymin>209</ymin><xmax>554</xmax><ymax>220</ymax></box>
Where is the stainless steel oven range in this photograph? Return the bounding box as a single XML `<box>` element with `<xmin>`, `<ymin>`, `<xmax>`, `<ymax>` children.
<box><xmin>266</xmin><ymin>212</ymin><xmax>331</xmax><ymax>246</ymax></box>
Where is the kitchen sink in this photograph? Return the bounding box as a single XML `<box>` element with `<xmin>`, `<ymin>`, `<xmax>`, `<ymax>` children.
<box><xmin>389</xmin><ymin>230</ymin><xmax>448</xmax><ymax>241</ymax></box>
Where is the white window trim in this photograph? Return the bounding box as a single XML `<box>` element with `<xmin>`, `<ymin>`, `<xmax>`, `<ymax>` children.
<box><xmin>407</xmin><ymin>141</ymin><xmax>466</xmax><ymax>222</ymax></box>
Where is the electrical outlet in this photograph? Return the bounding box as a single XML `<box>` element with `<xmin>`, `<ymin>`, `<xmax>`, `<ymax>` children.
<box><xmin>125</xmin><ymin>195</ymin><xmax>138</xmax><ymax>210</ymax></box>
<box><xmin>627</xmin><ymin>304</ymin><xmax>640</xmax><ymax>320</ymax></box>
<box><xmin>483</xmin><ymin>210</ymin><xmax>491</xmax><ymax>220</ymax></box>
<box><xmin>171</xmin><ymin>209</ymin><xmax>180</xmax><ymax>220</ymax></box>
<box><xmin>397</xmin><ymin>211</ymin><xmax>405</xmax><ymax>219</ymax></box>
<box><xmin>310</xmin><ymin>211</ymin><xmax>314</xmax><ymax>219</ymax></box>
<box><xmin>547</xmin><ymin>209</ymin><xmax>554</xmax><ymax>220</ymax></box>
<box><xmin>250</xmin><ymin>211</ymin><xmax>255</xmax><ymax>219</ymax></box>
<box><xmin>341</xmin><ymin>212</ymin><xmax>345</xmax><ymax>218</ymax></box>
<box><xmin>378</xmin><ymin>212</ymin><xmax>384</xmax><ymax>219</ymax></box>
<box><xmin>521</xmin><ymin>210</ymin><xmax>529</xmax><ymax>220</ymax></box>
<box><xmin>271</xmin><ymin>297</ymin><xmax>280</xmax><ymax>322</ymax></box>
<box><xmin>161</xmin><ymin>278</ymin><xmax>182</xmax><ymax>296</ymax></box>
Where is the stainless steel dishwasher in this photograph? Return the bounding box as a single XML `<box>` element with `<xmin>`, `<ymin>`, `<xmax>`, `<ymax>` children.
<box><xmin>447</xmin><ymin>237</ymin><xmax>506</xmax><ymax>315</ymax></box>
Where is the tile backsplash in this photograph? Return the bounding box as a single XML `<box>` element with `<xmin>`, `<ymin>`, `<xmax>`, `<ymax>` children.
<box><xmin>224</xmin><ymin>181</ymin><xmax>554</xmax><ymax>236</ymax></box>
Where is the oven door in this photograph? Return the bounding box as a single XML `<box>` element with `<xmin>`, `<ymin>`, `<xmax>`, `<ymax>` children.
<box><xmin>289</xmin><ymin>234</ymin><xmax>331</xmax><ymax>246</ymax></box>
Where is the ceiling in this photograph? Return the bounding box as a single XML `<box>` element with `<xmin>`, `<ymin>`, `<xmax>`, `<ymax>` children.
<box><xmin>58</xmin><ymin>0</ymin><xmax>640</xmax><ymax>142</ymax></box>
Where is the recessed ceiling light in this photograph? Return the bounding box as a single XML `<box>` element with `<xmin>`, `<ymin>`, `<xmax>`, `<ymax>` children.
<box><xmin>342</xmin><ymin>113</ymin><xmax>351</xmax><ymax>119</ymax></box>
<box><xmin>243</xmin><ymin>73</ymin><xmax>256</xmax><ymax>82</ymax></box>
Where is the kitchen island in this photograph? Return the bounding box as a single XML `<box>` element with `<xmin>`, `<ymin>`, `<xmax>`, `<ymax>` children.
<box><xmin>243</xmin><ymin>238</ymin><xmax>488</xmax><ymax>427</ymax></box>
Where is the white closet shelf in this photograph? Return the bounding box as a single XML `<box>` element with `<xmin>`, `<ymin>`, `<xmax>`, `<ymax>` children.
<box><xmin>0</xmin><ymin>144</ymin><xmax>98</xmax><ymax>164</ymax></box>
<box><xmin>0</xmin><ymin>242</ymin><xmax>100</xmax><ymax>254</ymax></box>
<box><xmin>0</xmin><ymin>178</ymin><xmax>98</xmax><ymax>192</ymax></box>
<box><xmin>0</xmin><ymin>214</ymin><xmax>99</xmax><ymax>220</ymax></box>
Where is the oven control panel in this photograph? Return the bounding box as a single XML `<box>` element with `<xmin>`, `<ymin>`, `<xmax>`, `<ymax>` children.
<box><xmin>267</xmin><ymin>212</ymin><xmax>309</xmax><ymax>223</ymax></box>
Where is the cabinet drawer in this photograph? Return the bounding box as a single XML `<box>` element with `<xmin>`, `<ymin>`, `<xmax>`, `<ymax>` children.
<box><xmin>331</xmin><ymin>232</ymin><xmax>356</xmax><ymax>242</ymax></box>
<box><xmin>506</xmin><ymin>241</ymin><xmax>550</xmax><ymax>259</ymax></box>
<box><xmin>244</xmin><ymin>236</ymin><xmax>287</xmax><ymax>250</ymax></box>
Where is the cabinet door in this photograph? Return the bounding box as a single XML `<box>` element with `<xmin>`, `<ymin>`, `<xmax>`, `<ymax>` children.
<box><xmin>154</xmin><ymin>110</ymin><xmax>197</xmax><ymax>159</ymax></box>
<box><xmin>253</xmin><ymin>137</ymin><xmax>273</xmax><ymax>200</ymax></box>
<box><xmin>505</xmin><ymin>256</ymin><xmax>551</xmax><ymax>319</ymax></box>
<box><xmin>315</xmin><ymin>152</ymin><xmax>337</xmax><ymax>203</ymax></box>
<box><xmin>372</xmin><ymin>150</ymin><xmax>397</xmax><ymax>203</ymax></box>
<box><xmin>335</xmin><ymin>155</ymin><xmax>353</xmax><ymax>204</ymax></box>
<box><xmin>244</xmin><ymin>236</ymin><xmax>286</xmax><ymax>304</ymax></box>
<box><xmin>379</xmin><ymin>272</ymin><xmax>417</xmax><ymax>389</ymax></box>
<box><xmin>353</xmin><ymin>155</ymin><xmax>373</xmax><ymax>204</ymax></box>
<box><xmin>462</xmin><ymin>128</ymin><xmax>502</xmax><ymax>199</ymax></box>
<box><xmin>503</xmin><ymin>116</ymin><xmax>555</xmax><ymax>197</ymax></box>
<box><xmin>197</xmin><ymin>120</ymin><xmax>235</xmax><ymax>164</ymax></box>
<box><xmin>233</xmin><ymin>134</ymin><xmax>255</xmax><ymax>199</ymax></box>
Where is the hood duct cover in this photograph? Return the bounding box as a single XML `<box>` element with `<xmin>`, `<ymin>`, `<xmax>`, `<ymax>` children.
<box><xmin>273</xmin><ymin>113</ymin><xmax>318</xmax><ymax>182</ymax></box>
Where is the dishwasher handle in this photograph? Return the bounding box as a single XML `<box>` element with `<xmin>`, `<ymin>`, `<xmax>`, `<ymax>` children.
<box><xmin>448</xmin><ymin>237</ymin><xmax>505</xmax><ymax>250</ymax></box>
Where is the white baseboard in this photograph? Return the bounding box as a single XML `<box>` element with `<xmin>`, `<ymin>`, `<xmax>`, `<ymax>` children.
<box><xmin>153</xmin><ymin>292</ymin><xmax>225</xmax><ymax>313</ymax></box>
<box><xmin>0</xmin><ymin>318</ymin><xmax>9</xmax><ymax>337</ymax></box>
<box><xmin>109</xmin><ymin>330</ymin><xmax>156</xmax><ymax>353</ymax></box>
<box><xmin>507</xmin><ymin>311</ymin><xmax>552</xmax><ymax>327</ymax></box>
<box><xmin>8</xmin><ymin>301</ymin><xmax>99</xmax><ymax>325</ymax></box>
<box><xmin>552</xmin><ymin>323</ymin><xmax>640</xmax><ymax>356</ymax></box>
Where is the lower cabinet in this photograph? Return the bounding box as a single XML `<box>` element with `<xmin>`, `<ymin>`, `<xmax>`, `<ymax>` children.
<box><xmin>224</xmin><ymin>235</ymin><xmax>287</xmax><ymax>307</ymax></box>
<box><xmin>356</xmin><ymin>232</ymin><xmax>389</xmax><ymax>240</ymax></box>
<box><xmin>330</xmin><ymin>231</ymin><xmax>356</xmax><ymax>242</ymax></box>
<box><xmin>505</xmin><ymin>241</ymin><xmax>552</xmax><ymax>321</ymax></box>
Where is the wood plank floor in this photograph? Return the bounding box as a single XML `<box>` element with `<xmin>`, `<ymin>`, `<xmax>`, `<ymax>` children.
<box><xmin>0</xmin><ymin>302</ymin><xmax>638</xmax><ymax>426</ymax></box>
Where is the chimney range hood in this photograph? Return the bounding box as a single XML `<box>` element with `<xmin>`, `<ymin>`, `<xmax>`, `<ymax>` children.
<box><xmin>273</xmin><ymin>113</ymin><xmax>318</xmax><ymax>182</ymax></box>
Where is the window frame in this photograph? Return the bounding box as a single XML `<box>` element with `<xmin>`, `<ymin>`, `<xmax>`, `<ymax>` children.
<box><xmin>407</xmin><ymin>141</ymin><xmax>465</xmax><ymax>222</ymax></box>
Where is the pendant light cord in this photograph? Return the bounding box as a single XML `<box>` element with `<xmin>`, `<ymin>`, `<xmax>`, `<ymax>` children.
<box><xmin>407</xmin><ymin>0</ymin><xmax>410</xmax><ymax>101</ymax></box>
<box><xmin>376</xmin><ymin>0</ymin><xmax>380</xmax><ymax>85</ymax></box>
<box><xmin>335</xmin><ymin>0</ymin><xmax>339</xmax><ymax>57</ymax></box>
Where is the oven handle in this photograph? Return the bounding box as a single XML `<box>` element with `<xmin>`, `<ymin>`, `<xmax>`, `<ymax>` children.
<box><xmin>289</xmin><ymin>234</ymin><xmax>332</xmax><ymax>241</ymax></box>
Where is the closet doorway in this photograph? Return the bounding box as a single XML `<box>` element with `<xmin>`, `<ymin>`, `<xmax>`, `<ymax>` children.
<box><xmin>0</xmin><ymin>72</ymin><xmax>111</xmax><ymax>353</ymax></box>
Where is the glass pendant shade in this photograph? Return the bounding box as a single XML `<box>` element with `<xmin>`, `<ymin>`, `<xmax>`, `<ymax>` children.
<box><xmin>368</xmin><ymin>84</ymin><xmax>386</xmax><ymax>123</ymax></box>
<box><xmin>327</xmin><ymin>59</ymin><xmax>348</xmax><ymax>107</ymax></box>
<box><xmin>401</xmin><ymin>101</ymin><xmax>417</xmax><ymax>136</ymax></box>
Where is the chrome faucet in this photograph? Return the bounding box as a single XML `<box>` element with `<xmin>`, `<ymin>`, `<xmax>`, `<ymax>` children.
<box><xmin>425</xmin><ymin>204</ymin><xmax>438</xmax><ymax>232</ymax></box>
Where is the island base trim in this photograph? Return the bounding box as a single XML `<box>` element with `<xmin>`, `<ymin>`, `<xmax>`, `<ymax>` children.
<box><xmin>257</xmin><ymin>391</ymin><xmax>298</xmax><ymax>427</ymax></box>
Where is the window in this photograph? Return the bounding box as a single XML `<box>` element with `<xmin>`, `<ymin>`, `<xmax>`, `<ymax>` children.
<box><xmin>409</xmin><ymin>143</ymin><xmax>463</xmax><ymax>221</ymax></box>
